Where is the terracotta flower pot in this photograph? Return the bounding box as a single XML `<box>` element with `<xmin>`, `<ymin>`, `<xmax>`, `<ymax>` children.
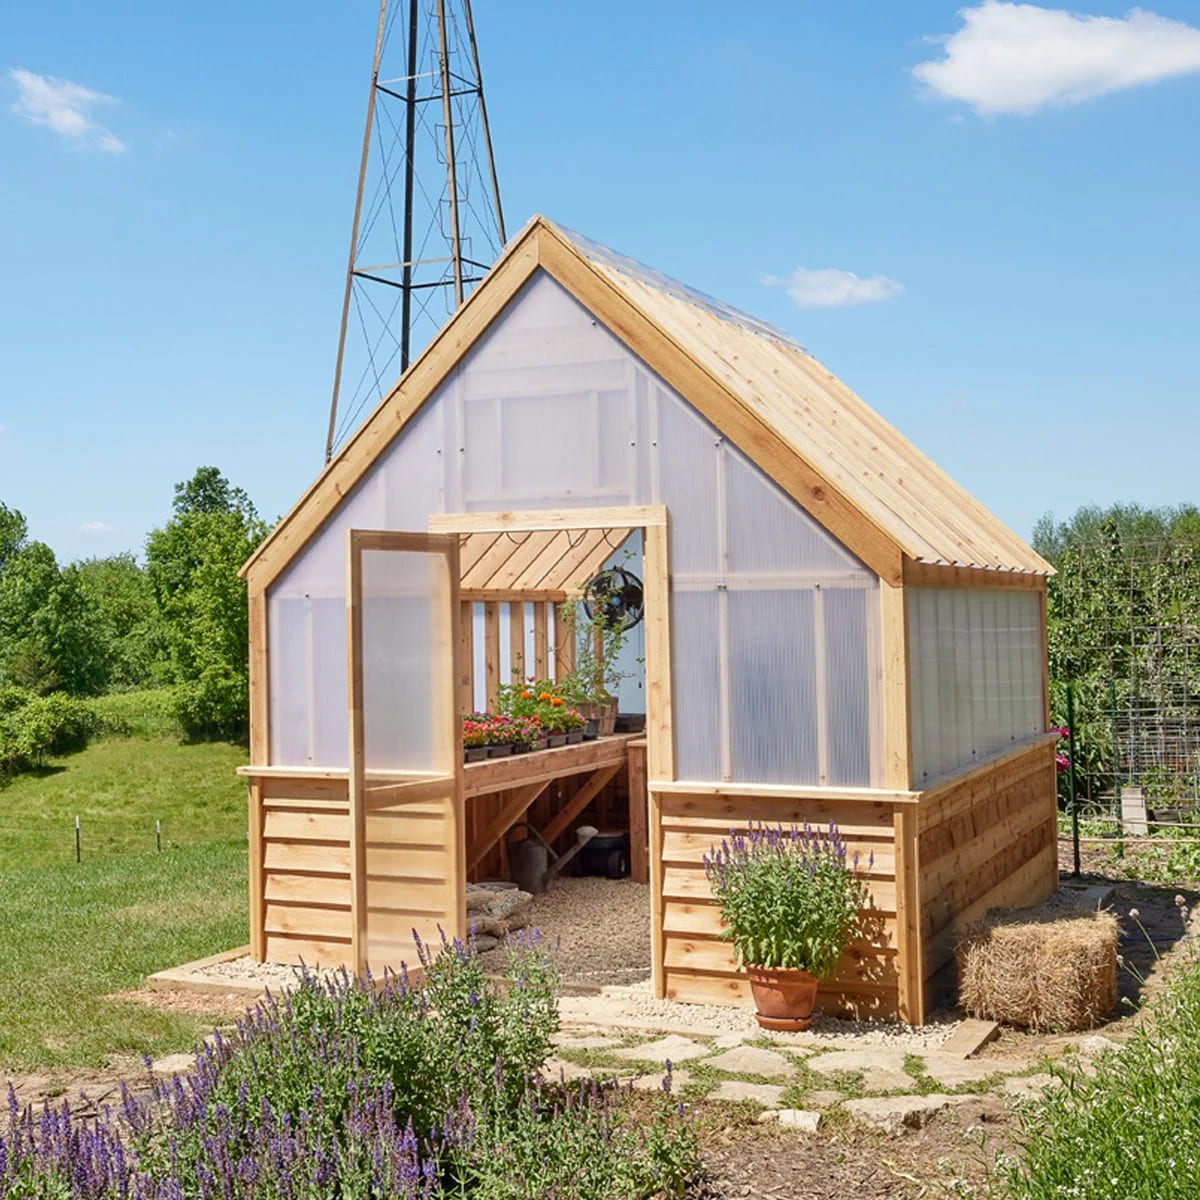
<box><xmin>745</xmin><ymin>965</ymin><xmax>819</xmax><ymax>1032</ymax></box>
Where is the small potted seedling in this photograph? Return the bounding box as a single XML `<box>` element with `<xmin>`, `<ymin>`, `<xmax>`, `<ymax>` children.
<box><xmin>703</xmin><ymin>821</ymin><xmax>870</xmax><ymax>1031</ymax></box>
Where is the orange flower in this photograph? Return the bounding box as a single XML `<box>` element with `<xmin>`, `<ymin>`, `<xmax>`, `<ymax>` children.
<box><xmin>538</xmin><ymin>692</ymin><xmax>552</xmax><ymax>701</ymax></box>
<box><xmin>550</xmin><ymin>697</ymin><xmax>564</xmax><ymax>707</ymax></box>
<box><xmin>520</xmin><ymin>690</ymin><xmax>532</xmax><ymax>699</ymax></box>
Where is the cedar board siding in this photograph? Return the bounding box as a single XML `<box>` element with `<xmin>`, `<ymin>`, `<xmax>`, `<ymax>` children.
<box><xmin>917</xmin><ymin>738</ymin><xmax>1060</xmax><ymax>994</ymax></box>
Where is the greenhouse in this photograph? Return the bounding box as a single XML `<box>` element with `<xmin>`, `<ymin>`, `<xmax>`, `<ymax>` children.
<box><xmin>238</xmin><ymin>216</ymin><xmax>1059</xmax><ymax>1023</ymax></box>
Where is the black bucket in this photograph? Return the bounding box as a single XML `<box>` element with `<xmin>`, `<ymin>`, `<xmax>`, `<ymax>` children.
<box><xmin>575</xmin><ymin>830</ymin><xmax>630</xmax><ymax>880</ymax></box>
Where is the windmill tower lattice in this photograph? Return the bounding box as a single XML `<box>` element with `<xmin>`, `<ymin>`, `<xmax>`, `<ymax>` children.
<box><xmin>324</xmin><ymin>0</ymin><xmax>505</xmax><ymax>462</ymax></box>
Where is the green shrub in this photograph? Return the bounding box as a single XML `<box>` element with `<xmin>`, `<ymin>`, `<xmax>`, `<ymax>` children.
<box><xmin>1004</xmin><ymin>917</ymin><xmax>1200</xmax><ymax>1198</ymax></box>
<box><xmin>0</xmin><ymin>690</ymin><xmax>96</xmax><ymax>775</ymax></box>
<box><xmin>169</xmin><ymin>665</ymin><xmax>248</xmax><ymax>740</ymax></box>
<box><xmin>88</xmin><ymin>687</ymin><xmax>181</xmax><ymax>739</ymax></box>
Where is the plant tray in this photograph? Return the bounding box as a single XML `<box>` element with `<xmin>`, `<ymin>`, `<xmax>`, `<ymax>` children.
<box><xmin>487</xmin><ymin>743</ymin><xmax>514</xmax><ymax>758</ymax></box>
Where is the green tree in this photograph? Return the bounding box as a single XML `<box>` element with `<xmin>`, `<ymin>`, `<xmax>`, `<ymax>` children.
<box><xmin>74</xmin><ymin>553</ymin><xmax>164</xmax><ymax>690</ymax></box>
<box><xmin>0</xmin><ymin>542</ymin><xmax>105</xmax><ymax>695</ymax></box>
<box><xmin>145</xmin><ymin>468</ymin><xmax>266</xmax><ymax>738</ymax></box>
<box><xmin>0</xmin><ymin>503</ymin><xmax>28</xmax><ymax>570</ymax></box>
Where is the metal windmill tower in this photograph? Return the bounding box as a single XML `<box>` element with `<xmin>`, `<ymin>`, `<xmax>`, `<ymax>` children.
<box><xmin>324</xmin><ymin>0</ymin><xmax>506</xmax><ymax>462</ymax></box>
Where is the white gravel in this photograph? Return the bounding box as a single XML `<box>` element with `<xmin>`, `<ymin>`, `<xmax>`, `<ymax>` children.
<box><xmin>190</xmin><ymin>956</ymin><xmax>343</xmax><ymax>992</ymax></box>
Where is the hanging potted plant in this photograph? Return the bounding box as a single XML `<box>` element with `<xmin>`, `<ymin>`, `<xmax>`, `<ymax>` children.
<box><xmin>703</xmin><ymin>821</ymin><xmax>870</xmax><ymax>1031</ymax></box>
<box><xmin>558</xmin><ymin>561</ymin><xmax>640</xmax><ymax>738</ymax></box>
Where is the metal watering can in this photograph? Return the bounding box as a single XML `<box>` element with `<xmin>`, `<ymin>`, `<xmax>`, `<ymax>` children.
<box><xmin>507</xmin><ymin>823</ymin><xmax>598</xmax><ymax>894</ymax></box>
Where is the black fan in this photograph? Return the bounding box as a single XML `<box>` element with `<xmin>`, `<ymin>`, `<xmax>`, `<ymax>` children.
<box><xmin>582</xmin><ymin>566</ymin><xmax>645</xmax><ymax>632</ymax></box>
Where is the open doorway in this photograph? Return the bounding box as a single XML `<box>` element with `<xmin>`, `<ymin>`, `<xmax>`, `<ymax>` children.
<box><xmin>427</xmin><ymin>507</ymin><xmax>670</xmax><ymax>991</ymax></box>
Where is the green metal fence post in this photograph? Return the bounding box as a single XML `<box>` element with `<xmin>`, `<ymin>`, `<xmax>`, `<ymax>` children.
<box><xmin>1067</xmin><ymin>683</ymin><xmax>1081</xmax><ymax>878</ymax></box>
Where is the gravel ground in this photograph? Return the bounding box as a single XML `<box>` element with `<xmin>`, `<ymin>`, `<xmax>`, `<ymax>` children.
<box><xmin>479</xmin><ymin>875</ymin><xmax>652</xmax><ymax>986</ymax></box>
<box><xmin>559</xmin><ymin>987</ymin><xmax>959</xmax><ymax>1050</ymax></box>
<box><xmin>477</xmin><ymin>876</ymin><xmax>957</xmax><ymax>1050</ymax></box>
<box><xmin>190</xmin><ymin>956</ymin><xmax>343</xmax><ymax>991</ymax></box>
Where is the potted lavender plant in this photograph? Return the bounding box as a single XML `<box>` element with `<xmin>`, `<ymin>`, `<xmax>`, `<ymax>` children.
<box><xmin>703</xmin><ymin>821</ymin><xmax>870</xmax><ymax>1031</ymax></box>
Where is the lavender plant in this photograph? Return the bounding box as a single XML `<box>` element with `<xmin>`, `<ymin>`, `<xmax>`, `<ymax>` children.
<box><xmin>703</xmin><ymin>821</ymin><xmax>870</xmax><ymax>977</ymax></box>
<box><xmin>0</xmin><ymin>930</ymin><xmax>699</xmax><ymax>1199</ymax></box>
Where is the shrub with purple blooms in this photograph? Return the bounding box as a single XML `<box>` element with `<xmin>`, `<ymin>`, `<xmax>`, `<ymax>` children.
<box><xmin>703</xmin><ymin>821</ymin><xmax>870</xmax><ymax>978</ymax></box>
<box><xmin>0</xmin><ymin>932</ymin><xmax>698</xmax><ymax>1199</ymax></box>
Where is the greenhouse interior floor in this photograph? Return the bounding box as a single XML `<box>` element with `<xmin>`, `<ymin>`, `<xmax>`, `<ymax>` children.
<box><xmin>477</xmin><ymin>875</ymin><xmax>652</xmax><ymax>988</ymax></box>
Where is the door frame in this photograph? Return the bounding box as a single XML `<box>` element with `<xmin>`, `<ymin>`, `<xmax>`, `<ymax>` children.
<box><xmin>346</xmin><ymin>528</ymin><xmax>464</xmax><ymax>974</ymax></box>
<box><xmin>428</xmin><ymin>505</ymin><xmax>674</xmax><ymax>993</ymax></box>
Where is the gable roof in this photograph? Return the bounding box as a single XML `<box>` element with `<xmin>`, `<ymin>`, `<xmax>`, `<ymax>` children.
<box><xmin>242</xmin><ymin>215</ymin><xmax>1050</xmax><ymax>591</ymax></box>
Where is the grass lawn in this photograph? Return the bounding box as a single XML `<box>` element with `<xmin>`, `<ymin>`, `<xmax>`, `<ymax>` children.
<box><xmin>0</xmin><ymin>840</ymin><xmax>247</xmax><ymax>1071</ymax></box>
<box><xmin>0</xmin><ymin>735</ymin><xmax>247</xmax><ymax>871</ymax></box>
<box><xmin>0</xmin><ymin>721</ymin><xmax>251</xmax><ymax>1071</ymax></box>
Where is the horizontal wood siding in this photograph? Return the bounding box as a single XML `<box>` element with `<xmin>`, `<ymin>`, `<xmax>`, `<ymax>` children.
<box><xmin>653</xmin><ymin>789</ymin><xmax>903</xmax><ymax>1019</ymax></box>
<box><xmin>260</xmin><ymin>777</ymin><xmax>353</xmax><ymax>968</ymax></box>
<box><xmin>917</xmin><ymin>739</ymin><xmax>1059</xmax><ymax>984</ymax></box>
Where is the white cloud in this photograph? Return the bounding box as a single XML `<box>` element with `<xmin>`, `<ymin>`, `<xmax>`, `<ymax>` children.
<box><xmin>761</xmin><ymin>266</ymin><xmax>904</xmax><ymax>310</ymax></box>
<box><xmin>9</xmin><ymin>67</ymin><xmax>127</xmax><ymax>151</ymax></box>
<box><xmin>81</xmin><ymin>520</ymin><xmax>114</xmax><ymax>534</ymax></box>
<box><xmin>913</xmin><ymin>3</ymin><xmax>1200</xmax><ymax>116</ymax></box>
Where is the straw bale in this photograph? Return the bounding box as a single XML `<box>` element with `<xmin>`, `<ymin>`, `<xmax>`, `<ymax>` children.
<box><xmin>957</xmin><ymin>903</ymin><xmax>1119</xmax><ymax>1032</ymax></box>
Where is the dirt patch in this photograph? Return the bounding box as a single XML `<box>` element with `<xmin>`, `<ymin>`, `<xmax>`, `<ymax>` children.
<box><xmin>698</xmin><ymin>1096</ymin><xmax>1013</xmax><ymax>1199</ymax></box>
<box><xmin>114</xmin><ymin>986</ymin><xmax>257</xmax><ymax>1020</ymax></box>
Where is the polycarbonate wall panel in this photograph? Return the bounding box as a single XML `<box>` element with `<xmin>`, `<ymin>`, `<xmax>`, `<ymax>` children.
<box><xmin>907</xmin><ymin>587</ymin><xmax>1044</xmax><ymax>785</ymax></box>
<box><xmin>268</xmin><ymin>270</ymin><xmax>882</xmax><ymax>784</ymax></box>
<box><xmin>359</xmin><ymin>549</ymin><xmax>443</xmax><ymax>773</ymax></box>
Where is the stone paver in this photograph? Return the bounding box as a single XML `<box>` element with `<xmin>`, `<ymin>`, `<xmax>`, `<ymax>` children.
<box><xmin>542</xmin><ymin>1057</ymin><xmax>596</xmax><ymax>1083</ymax></box>
<box><xmin>843</xmin><ymin>1093</ymin><xmax>975</xmax><ymax>1134</ymax></box>
<box><xmin>149</xmin><ymin>1054</ymin><xmax>195</xmax><ymax>1076</ymax></box>
<box><xmin>801</xmin><ymin>1089</ymin><xmax>847</xmax><ymax>1110</ymax></box>
<box><xmin>759</xmin><ymin>1108</ymin><xmax>822</xmax><ymax>1131</ymax></box>
<box><xmin>704</xmin><ymin>1044</ymin><xmax>795</xmax><ymax>1079</ymax></box>
<box><xmin>920</xmin><ymin>1053</ymin><xmax>1011</xmax><ymax>1089</ymax></box>
<box><xmin>807</xmin><ymin>1048</ymin><xmax>912</xmax><ymax>1093</ymax></box>
<box><xmin>1079</xmin><ymin>1035</ymin><xmax>1124</xmax><ymax>1058</ymax></box>
<box><xmin>613</xmin><ymin>1034</ymin><xmax>711</xmax><ymax>1064</ymax></box>
<box><xmin>712</xmin><ymin>1032</ymin><xmax>751</xmax><ymax>1048</ymax></box>
<box><xmin>708</xmin><ymin>1080</ymin><xmax>787</xmax><ymax>1106</ymax></box>
<box><xmin>1002</xmin><ymin>1073</ymin><xmax>1060</xmax><ymax>1100</ymax></box>
<box><xmin>631</xmin><ymin>1069</ymin><xmax>692</xmax><ymax>1093</ymax></box>
<box><xmin>553</xmin><ymin>1032</ymin><xmax>622</xmax><ymax>1050</ymax></box>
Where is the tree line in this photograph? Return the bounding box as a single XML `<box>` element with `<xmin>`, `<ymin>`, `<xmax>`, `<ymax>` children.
<box><xmin>0</xmin><ymin>467</ymin><xmax>266</xmax><ymax>750</ymax></box>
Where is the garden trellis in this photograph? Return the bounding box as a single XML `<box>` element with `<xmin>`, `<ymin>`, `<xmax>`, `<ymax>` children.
<box><xmin>238</xmin><ymin>216</ymin><xmax>1059</xmax><ymax>1024</ymax></box>
<box><xmin>1049</xmin><ymin>527</ymin><xmax>1200</xmax><ymax>811</ymax></box>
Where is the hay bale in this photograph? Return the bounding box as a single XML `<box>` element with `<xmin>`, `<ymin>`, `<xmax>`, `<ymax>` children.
<box><xmin>957</xmin><ymin>903</ymin><xmax>1119</xmax><ymax>1032</ymax></box>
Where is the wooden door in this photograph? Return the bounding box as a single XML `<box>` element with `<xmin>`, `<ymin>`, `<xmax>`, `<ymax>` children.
<box><xmin>347</xmin><ymin>530</ymin><xmax>464</xmax><ymax>975</ymax></box>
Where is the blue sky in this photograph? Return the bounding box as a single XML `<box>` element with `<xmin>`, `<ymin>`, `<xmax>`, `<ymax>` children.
<box><xmin>2</xmin><ymin>1</ymin><xmax>1199</xmax><ymax>564</ymax></box>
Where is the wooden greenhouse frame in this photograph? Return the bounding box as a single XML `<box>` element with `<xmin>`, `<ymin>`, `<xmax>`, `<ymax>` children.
<box><xmin>238</xmin><ymin>216</ymin><xmax>1059</xmax><ymax>1024</ymax></box>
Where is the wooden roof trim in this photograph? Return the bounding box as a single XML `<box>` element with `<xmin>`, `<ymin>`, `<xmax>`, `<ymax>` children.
<box><xmin>534</xmin><ymin>227</ymin><xmax>907</xmax><ymax>585</ymax></box>
<box><xmin>606</xmin><ymin>272</ymin><xmax>960</xmax><ymax>568</ymax></box>
<box><xmin>239</xmin><ymin>219</ymin><xmax>545</xmax><ymax>591</ymax></box>
<box><xmin>902</xmin><ymin>558</ymin><xmax>1051</xmax><ymax>590</ymax></box>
